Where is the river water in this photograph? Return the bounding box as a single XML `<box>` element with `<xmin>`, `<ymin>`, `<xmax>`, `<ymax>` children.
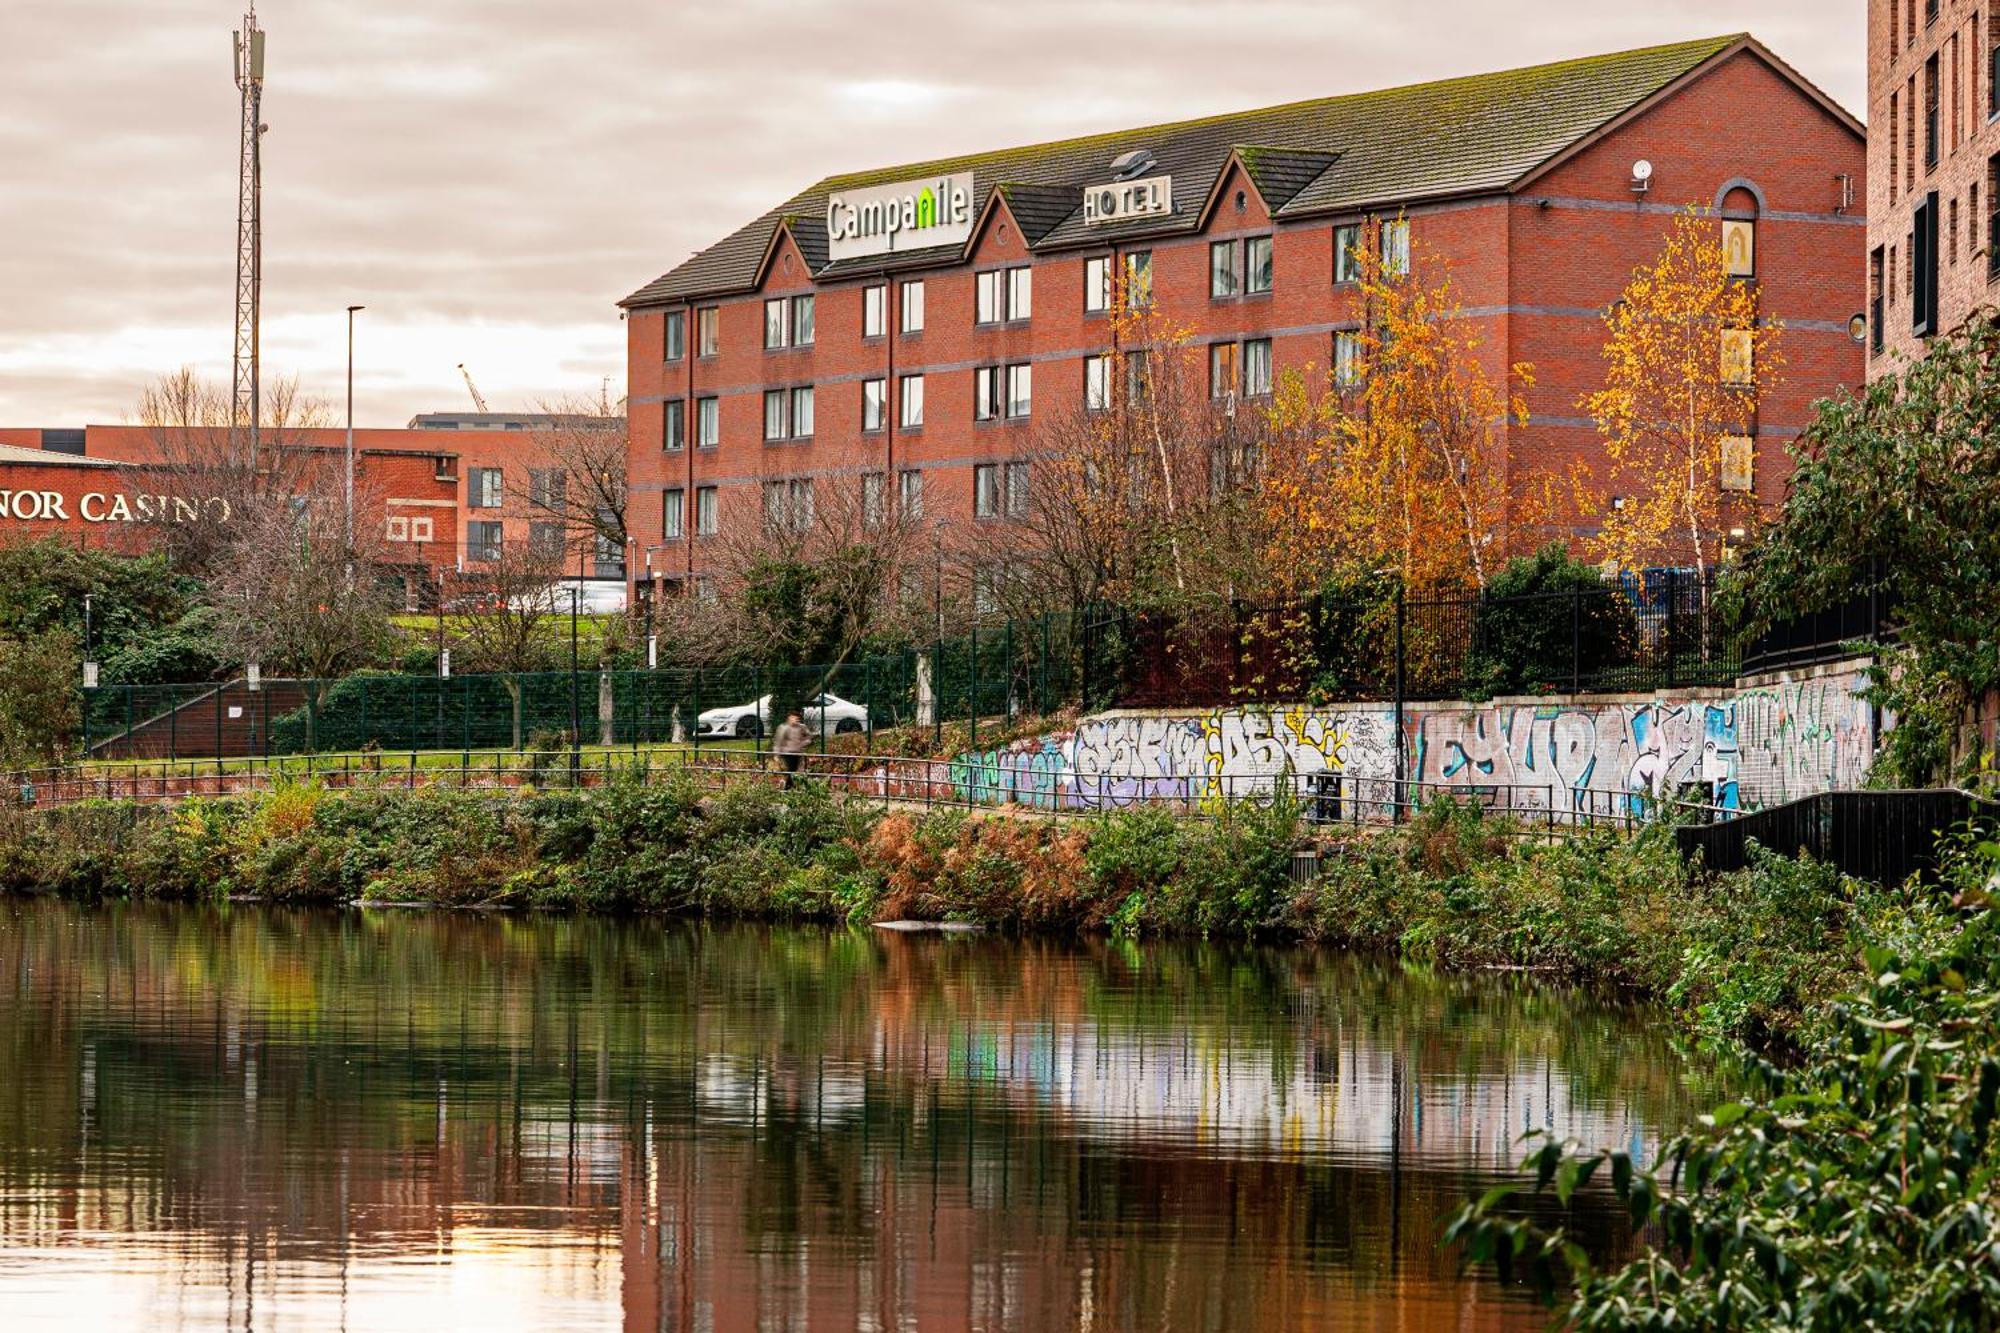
<box><xmin>0</xmin><ymin>899</ymin><xmax>1728</xmax><ymax>1331</ymax></box>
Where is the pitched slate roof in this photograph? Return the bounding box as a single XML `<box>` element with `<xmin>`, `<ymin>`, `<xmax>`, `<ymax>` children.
<box><xmin>623</xmin><ymin>34</ymin><xmax>1791</xmax><ymax>308</ymax></box>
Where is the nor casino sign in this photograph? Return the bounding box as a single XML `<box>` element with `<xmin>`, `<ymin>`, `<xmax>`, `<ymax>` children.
<box><xmin>0</xmin><ymin>487</ymin><xmax>231</xmax><ymax>525</ymax></box>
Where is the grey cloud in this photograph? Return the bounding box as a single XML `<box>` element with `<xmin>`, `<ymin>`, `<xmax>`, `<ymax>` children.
<box><xmin>0</xmin><ymin>0</ymin><xmax>1863</xmax><ymax>426</ymax></box>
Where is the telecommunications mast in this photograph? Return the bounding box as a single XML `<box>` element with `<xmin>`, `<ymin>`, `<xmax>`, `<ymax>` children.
<box><xmin>232</xmin><ymin>6</ymin><xmax>266</xmax><ymax>465</ymax></box>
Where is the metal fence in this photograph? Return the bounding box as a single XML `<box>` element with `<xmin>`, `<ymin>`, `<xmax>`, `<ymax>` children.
<box><xmin>1676</xmin><ymin>789</ymin><xmax>2000</xmax><ymax>883</ymax></box>
<box><xmin>79</xmin><ymin>569</ymin><xmax>1888</xmax><ymax>762</ymax></box>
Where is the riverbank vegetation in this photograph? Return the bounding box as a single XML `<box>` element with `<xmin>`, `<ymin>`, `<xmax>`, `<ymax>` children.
<box><xmin>0</xmin><ymin>775</ymin><xmax>1932</xmax><ymax>1055</ymax></box>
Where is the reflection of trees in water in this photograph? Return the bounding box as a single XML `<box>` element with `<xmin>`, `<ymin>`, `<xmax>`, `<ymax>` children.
<box><xmin>0</xmin><ymin>900</ymin><xmax>1730</xmax><ymax>1330</ymax></box>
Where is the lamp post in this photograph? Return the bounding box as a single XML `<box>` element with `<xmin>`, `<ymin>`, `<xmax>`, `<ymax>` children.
<box><xmin>344</xmin><ymin>305</ymin><xmax>364</xmax><ymax>546</ymax></box>
<box><xmin>569</xmin><ymin>544</ymin><xmax>583</xmax><ymax>781</ymax></box>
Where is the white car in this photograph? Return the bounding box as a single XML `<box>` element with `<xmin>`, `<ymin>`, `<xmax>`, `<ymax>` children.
<box><xmin>695</xmin><ymin>692</ymin><xmax>870</xmax><ymax>740</ymax></box>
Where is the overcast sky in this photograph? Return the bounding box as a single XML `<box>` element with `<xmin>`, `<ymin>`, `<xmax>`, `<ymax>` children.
<box><xmin>0</xmin><ymin>0</ymin><xmax>1865</xmax><ymax>428</ymax></box>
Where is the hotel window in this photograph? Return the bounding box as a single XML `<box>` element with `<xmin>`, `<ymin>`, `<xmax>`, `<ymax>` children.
<box><xmin>466</xmin><ymin>520</ymin><xmax>503</xmax><ymax>563</ymax></box>
<box><xmin>974</xmin><ymin>366</ymin><xmax>1002</xmax><ymax>421</ymax></box>
<box><xmin>764</xmin><ymin>478</ymin><xmax>814</xmax><ymax>532</ymax></box>
<box><xmin>792</xmin><ymin>294</ymin><xmax>815</xmax><ymax>346</ymax></box>
<box><xmin>1127</xmin><ymin>350</ymin><xmax>1151</xmax><ymax>406</ymax></box>
<box><xmin>790</xmin><ymin>385</ymin><xmax>815</xmax><ymax>437</ymax></box>
<box><xmin>528</xmin><ymin>468</ymin><xmax>567</xmax><ymax>509</ymax></box>
<box><xmin>1952</xmin><ymin>195</ymin><xmax>1961</xmax><ymax>265</ymax></box>
<box><xmin>1005</xmin><ymin>461</ymin><xmax>1030</xmax><ymax>519</ymax></box>
<box><xmin>764</xmin><ymin>298</ymin><xmax>790</xmax><ymax>349</ymax></box>
<box><xmin>529</xmin><ymin>522</ymin><xmax>565</xmax><ymax>558</ymax></box>
<box><xmin>1124</xmin><ymin>250</ymin><xmax>1153</xmax><ymax>307</ymax></box>
<box><xmin>1083</xmin><ymin>354</ymin><xmax>1111</xmax><ymax>411</ymax></box>
<box><xmin>975</xmin><ymin>463</ymin><xmax>1002</xmax><ymax>519</ymax></box>
<box><xmin>664</xmin><ymin>310</ymin><xmax>685</xmax><ymax>362</ymax></box>
<box><xmin>595</xmin><ymin>530</ymin><xmax>623</xmax><ymax>580</ymax></box>
<box><xmin>1245</xmin><ymin>236</ymin><xmax>1273</xmax><ymax>294</ymax></box>
<box><xmin>901</xmin><ymin>374</ymin><xmax>925</xmax><ymax>429</ymax></box>
<box><xmin>863</xmin><ymin>284</ymin><xmax>888</xmax><ymax>338</ymax></box>
<box><xmin>1891</xmin><ymin>91</ymin><xmax>1901</xmax><ymax>204</ymax></box>
<box><xmin>899</xmin><ymin>469</ymin><xmax>924</xmax><ymax>519</ymax></box>
<box><xmin>901</xmin><ymin>280</ymin><xmax>926</xmax><ymax>333</ymax></box>
<box><xmin>697</xmin><ymin>306</ymin><xmax>720</xmax><ymax>357</ymax></box>
<box><xmin>1719</xmin><ymin>329</ymin><xmax>1755</xmax><ymax>387</ymax></box>
<box><xmin>469</xmin><ymin>467</ymin><xmax>503</xmax><ymax>509</ymax></box>
<box><xmin>1005</xmin><ymin>364</ymin><xmax>1033</xmax><ymax>419</ymax></box>
<box><xmin>1211</xmin><ymin>240</ymin><xmax>1241</xmax><ymax>298</ymax></box>
<box><xmin>1333</xmin><ymin>224</ymin><xmax>1362</xmax><ymax>283</ymax></box>
<box><xmin>695</xmin><ymin>486</ymin><xmax>718</xmax><ymax>537</ymax></box>
<box><xmin>1210</xmin><ymin>342</ymin><xmax>1238</xmax><ymax>398</ymax></box>
<box><xmin>662</xmin><ymin>399</ymin><xmax>686</xmax><ymax>451</ymax></box>
<box><xmin>663</xmin><ymin>488</ymin><xmax>685</xmax><ymax>540</ymax></box>
<box><xmin>976</xmin><ymin>271</ymin><xmax>1004</xmax><ymax>325</ymax></box>
<box><xmin>1241</xmin><ymin>338</ymin><xmax>1273</xmax><ymax>398</ymax></box>
<box><xmin>1084</xmin><ymin>256</ymin><xmax>1112</xmax><ymax>313</ymax></box>
<box><xmin>861</xmin><ymin>472</ymin><xmax>885</xmax><ymax>529</ymax></box>
<box><xmin>1380</xmin><ymin>220</ymin><xmax>1410</xmax><ymax>277</ymax></box>
<box><xmin>1007</xmin><ymin>266</ymin><xmax>1033</xmax><ymax>320</ymax></box>
<box><xmin>1333</xmin><ymin>331</ymin><xmax>1364</xmax><ymax>388</ymax></box>
<box><xmin>696</xmin><ymin>396</ymin><xmax>719</xmax><ymax>448</ymax></box>
<box><xmin>764</xmin><ymin>389</ymin><xmax>787</xmax><ymax>441</ymax></box>
<box><xmin>862</xmin><ymin>378</ymin><xmax>887</xmax><ymax>432</ymax></box>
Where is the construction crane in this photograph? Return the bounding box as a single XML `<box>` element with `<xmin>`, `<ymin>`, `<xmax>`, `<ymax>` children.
<box><xmin>457</xmin><ymin>364</ymin><xmax>490</xmax><ymax>414</ymax></box>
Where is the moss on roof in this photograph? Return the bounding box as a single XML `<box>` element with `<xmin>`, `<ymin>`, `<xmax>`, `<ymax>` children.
<box><xmin>624</xmin><ymin>34</ymin><xmax>1756</xmax><ymax>308</ymax></box>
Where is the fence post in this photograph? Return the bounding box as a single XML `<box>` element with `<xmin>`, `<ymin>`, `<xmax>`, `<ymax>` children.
<box><xmin>1393</xmin><ymin>585</ymin><xmax>1407</xmax><ymax>825</ymax></box>
<box><xmin>1665</xmin><ymin>569</ymin><xmax>1679</xmax><ymax>690</ymax></box>
<box><xmin>215</xmin><ymin>681</ymin><xmax>224</xmax><ymax>774</ymax></box>
<box><xmin>1571</xmin><ymin>581</ymin><xmax>1583</xmax><ymax>694</ymax></box>
<box><xmin>864</xmin><ymin>658</ymin><xmax>874</xmax><ymax>755</ymax></box>
<box><xmin>969</xmin><ymin>624</ymin><xmax>979</xmax><ymax>751</ymax></box>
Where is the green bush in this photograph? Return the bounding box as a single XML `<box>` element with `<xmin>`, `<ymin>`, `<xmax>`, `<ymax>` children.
<box><xmin>1465</xmin><ymin>545</ymin><xmax>1639</xmax><ymax>697</ymax></box>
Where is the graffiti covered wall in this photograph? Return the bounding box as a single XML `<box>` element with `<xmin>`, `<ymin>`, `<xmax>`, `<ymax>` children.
<box><xmin>942</xmin><ymin>660</ymin><xmax>1876</xmax><ymax>816</ymax></box>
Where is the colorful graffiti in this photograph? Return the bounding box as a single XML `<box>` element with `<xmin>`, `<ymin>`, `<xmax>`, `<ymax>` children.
<box><xmin>938</xmin><ymin>664</ymin><xmax>1876</xmax><ymax>819</ymax></box>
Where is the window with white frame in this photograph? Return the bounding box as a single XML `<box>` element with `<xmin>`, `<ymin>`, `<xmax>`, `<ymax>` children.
<box><xmin>1211</xmin><ymin>240</ymin><xmax>1241</xmax><ymax>298</ymax></box>
<box><xmin>791</xmin><ymin>293</ymin><xmax>815</xmax><ymax>346</ymax></box>
<box><xmin>862</xmin><ymin>285</ymin><xmax>888</xmax><ymax>338</ymax></box>
<box><xmin>975</xmin><ymin>270</ymin><xmax>1004</xmax><ymax>325</ymax></box>
<box><xmin>695</xmin><ymin>486</ymin><xmax>718</xmax><ymax>537</ymax></box>
<box><xmin>1333</xmin><ymin>224</ymin><xmax>1362</xmax><ymax>283</ymax></box>
<box><xmin>1124</xmin><ymin>250</ymin><xmax>1153</xmax><ymax>306</ymax></box>
<box><xmin>1210</xmin><ymin>342</ymin><xmax>1238</xmax><ymax>399</ymax></box>
<box><xmin>664</xmin><ymin>310</ymin><xmax>685</xmax><ymax>361</ymax></box>
<box><xmin>1084</xmin><ymin>354</ymin><xmax>1111</xmax><ymax>411</ymax></box>
<box><xmin>1333</xmin><ymin>331</ymin><xmax>1364</xmax><ymax>388</ymax></box>
<box><xmin>899</xmin><ymin>469</ymin><xmax>924</xmax><ymax>518</ymax></box>
<box><xmin>764</xmin><ymin>390</ymin><xmax>788</xmax><ymax>441</ymax></box>
<box><xmin>662</xmin><ymin>399</ymin><xmax>685</xmax><ymax>451</ymax></box>
<box><xmin>900</xmin><ymin>374</ymin><xmax>924</xmax><ymax>428</ymax></box>
<box><xmin>697</xmin><ymin>307</ymin><xmax>719</xmax><ymax>356</ymax></box>
<box><xmin>974</xmin><ymin>366</ymin><xmax>1002</xmax><ymax>421</ymax></box>
<box><xmin>790</xmin><ymin>385</ymin><xmax>814</xmax><ymax>437</ymax></box>
<box><xmin>697</xmin><ymin>396</ymin><xmax>719</xmax><ymax>447</ymax></box>
<box><xmin>1381</xmin><ymin>219</ymin><xmax>1410</xmax><ymax>277</ymax></box>
<box><xmin>862</xmin><ymin>472</ymin><xmax>885</xmax><ymax>528</ymax></box>
<box><xmin>901</xmin><ymin>280</ymin><xmax>925</xmax><ymax>333</ymax></box>
<box><xmin>975</xmin><ymin>463</ymin><xmax>1002</xmax><ymax>519</ymax></box>
<box><xmin>1242</xmin><ymin>338</ymin><xmax>1272</xmax><ymax>397</ymax></box>
<box><xmin>862</xmin><ymin>378</ymin><xmax>887</xmax><ymax>432</ymax></box>
<box><xmin>663</xmin><ymin>488</ymin><xmax>685</xmax><ymax>540</ymax></box>
<box><xmin>1005</xmin><ymin>461</ymin><xmax>1030</xmax><ymax>519</ymax></box>
<box><xmin>1007</xmin><ymin>266</ymin><xmax>1032</xmax><ymax>320</ymax></box>
<box><xmin>1005</xmin><ymin>364</ymin><xmax>1032</xmax><ymax>418</ymax></box>
<box><xmin>763</xmin><ymin>298</ymin><xmax>790</xmax><ymax>349</ymax></box>
<box><xmin>1084</xmin><ymin>256</ymin><xmax>1112</xmax><ymax>313</ymax></box>
<box><xmin>1245</xmin><ymin>236</ymin><xmax>1273</xmax><ymax>294</ymax></box>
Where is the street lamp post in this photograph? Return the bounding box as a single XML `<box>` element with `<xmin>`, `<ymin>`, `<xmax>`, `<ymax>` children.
<box><xmin>344</xmin><ymin>305</ymin><xmax>364</xmax><ymax>546</ymax></box>
<box><xmin>569</xmin><ymin>545</ymin><xmax>583</xmax><ymax>782</ymax></box>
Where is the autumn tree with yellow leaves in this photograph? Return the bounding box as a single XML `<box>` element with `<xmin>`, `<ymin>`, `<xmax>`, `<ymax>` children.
<box><xmin>1584</xmin><ymin>207</ymin><xmax>1782</xmax><ymax>580</ymax></box>
<box><xmin>1261</xmin><ymin>229</ymin><xmax>1530</xmax><ymax>597</ymax></box>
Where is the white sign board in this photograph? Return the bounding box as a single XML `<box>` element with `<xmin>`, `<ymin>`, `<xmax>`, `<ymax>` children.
<box><xmin>1084</xmin><ymin>175</ymin><xmax>1173</xmax><ymax>226</ymax></box>
<box><xmin>826</xmin><ymin>172</ymin><xmax>976</xmax><ymax>262</ymax></box>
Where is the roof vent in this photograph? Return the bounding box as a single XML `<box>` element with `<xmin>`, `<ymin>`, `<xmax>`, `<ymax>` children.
<box><xmin>1108</xmin><ymin>149</ymin><xmax>1156</xmax><ymax>181</ymax></box>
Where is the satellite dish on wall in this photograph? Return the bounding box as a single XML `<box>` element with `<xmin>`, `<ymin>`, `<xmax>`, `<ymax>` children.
<box><xmin>1631</xmin><ymin>159</ymin><xmax>1654</xmax><ymax>194</ymax></box>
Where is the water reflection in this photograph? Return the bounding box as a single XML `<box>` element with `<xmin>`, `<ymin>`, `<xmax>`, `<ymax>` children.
<box><xmin>0</xmin><ymin>899</ymin><xmax>1727</xmax><ymax>1331</ymax></box>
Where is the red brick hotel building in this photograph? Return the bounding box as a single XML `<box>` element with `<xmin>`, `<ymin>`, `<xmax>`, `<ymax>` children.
<box><xmin>622</xmin><ymin>34</ymin><xmax>1867</xmax><ymax>595</ymax></box>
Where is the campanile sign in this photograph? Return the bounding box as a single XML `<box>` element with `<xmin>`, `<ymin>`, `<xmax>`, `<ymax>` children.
<box><xmin>825</xmin><ymin>172</ymin><xmax>976</xmax><ymax>262</ymax></box>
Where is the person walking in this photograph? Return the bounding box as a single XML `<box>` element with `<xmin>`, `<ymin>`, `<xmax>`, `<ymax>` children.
<box><xmin>773</xmin><ymin>711</ymin><xmax>812</xmax><ymax>788</ymax></box>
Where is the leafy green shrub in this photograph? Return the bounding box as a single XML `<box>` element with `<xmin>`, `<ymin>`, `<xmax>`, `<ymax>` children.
<box><xmin>1465</xmin><ymin>545</ymin><xmax>1639</xmax><ymax>697</ymax></box>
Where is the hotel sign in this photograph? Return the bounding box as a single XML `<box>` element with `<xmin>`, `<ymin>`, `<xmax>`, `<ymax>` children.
<box><xmin>1084</xmin><ymin>175</ymin><xmax>1173</xmax><ymax>226</ymax></box>
<box><xmin>0</xmin><ymin>489</ymin><xmax>231</xmax><ymax>523</ymax></box>
<box><xmin>826</xmin><ymin>172</ymin><xmax>976</xmax><ymax>262</ymax></box>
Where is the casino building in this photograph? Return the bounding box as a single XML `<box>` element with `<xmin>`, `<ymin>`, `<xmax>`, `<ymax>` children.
<box><xmin>621</xmin><ymin>34</ymin><xmax>1867</xmax><ymax>597</ymax></box>
<box><xmin>0</xmin><ymin>415</ymin><xmax>626</xmax><ymax>606</ymax></box>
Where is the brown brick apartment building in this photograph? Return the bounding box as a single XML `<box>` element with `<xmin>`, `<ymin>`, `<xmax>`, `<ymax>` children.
<box><xmin>1868</xmin><ymin>0</ymin><xmax>1999</xmax><ymax>369</ymax></box>
<box><xmin>622</xmin><ymin>35</ymin><xmax>1867</xmax><ymax>596</ymax></box>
